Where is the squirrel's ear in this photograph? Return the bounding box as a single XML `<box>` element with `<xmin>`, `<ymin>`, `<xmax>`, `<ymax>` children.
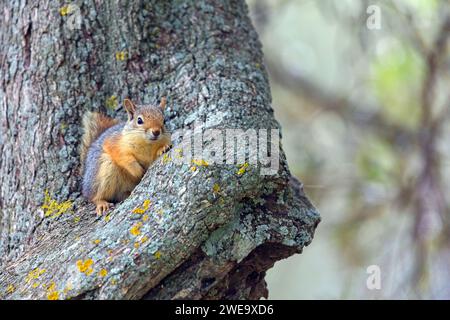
<box><xmin>124</xmin><ymin>99</ymin><xmax>136</xmax><ymax>120</ymax></box>
<box><xmin>159</xmin><ymin>97</ymin><xmax>166</xmax><ymax>111</ymax></box>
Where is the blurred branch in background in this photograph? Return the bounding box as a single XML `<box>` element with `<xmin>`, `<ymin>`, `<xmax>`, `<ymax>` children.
<box><xmin>264</xmin><ymin>56</ymin><xmax>415</xmax><ymax>147</ymax></box>
<box><xmin>247</xmin><ymin>0</ymin><xmax>450</xmax><ymax>299</ymax></box>
<box><xmin>412</xmin><ymin>12</ymin><xmax>450</xmax><ymax>295</ymax></box>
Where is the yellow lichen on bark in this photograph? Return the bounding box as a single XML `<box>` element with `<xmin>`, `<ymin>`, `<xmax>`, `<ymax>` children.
<box><xmin>132</xmin><ymin>200</ymin><xmax>151</xmax><ymax>214</ymax></box>
<box><xmin>76</xmin><ymin>259</ymin><xmax>94</xmax><ymax>275</ymax></box>
<box><xmin>47</xmin><ymin>291</ymin><xmax>59</xmax><ymax>300</ymax></box>
<box><xmin>115</xmin><ymin>51</ymin><xmax>128</xmax><ymax>61</ymax></box>
<box><xmin>46</xmin><ymin>281</ymin><xmax>59</xmax><ymax>300</ymax></box>
<box><xmin>192</xmin><ymin>159</ymin><xmax>209</xmax><ymax>167</ymax></box>
<box><xmin>99</xmin><ymin>269</ymin><xmax>108</xmax><ymax>277</ymax></box>
<box><xmin>130</xmin><ymin>222</ymin><xmax>143</xmax><ymax>236</ymax></box>
<box><xmin>25</xmin><ymin>268</ymin><xmax>46</xmax><ymax>283</ymax></box>
<box><xmin>106</xmin><ymin>95</ymin><xmax>118</xmax><ymax>110</ymax></box>
<box><xmin>236</xmin><ymin>162</ymin><xmax>249</xmax><ymax>175</ymax></box>
<box><xmin>41</xmin><ymin>190</ymin><xmax>73</xmax><ymax>218</ymax></box>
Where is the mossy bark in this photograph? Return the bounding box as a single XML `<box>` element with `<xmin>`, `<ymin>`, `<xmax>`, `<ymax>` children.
<box><xmin>0</xmin><ymin>0</ymin><xmax>319</xmax><ymax>299</ymax></box>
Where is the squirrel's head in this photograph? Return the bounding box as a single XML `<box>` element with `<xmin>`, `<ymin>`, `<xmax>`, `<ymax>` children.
<box><xmin>123</xmin><ymin>98</ymin><xmax>167</xmax><ymax>141</ymax></box>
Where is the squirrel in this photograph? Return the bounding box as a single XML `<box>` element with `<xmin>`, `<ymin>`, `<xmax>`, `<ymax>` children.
<box><xmin>80</xmin><ymin>98</ymin><xmax>171</xmax><ymax>215</ymax></box>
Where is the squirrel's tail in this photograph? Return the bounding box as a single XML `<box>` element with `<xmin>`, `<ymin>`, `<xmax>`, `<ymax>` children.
<box><xmin>80</xmin><ymin>111</ymin><xmax>118</xmax><ymax>165</ymax></box>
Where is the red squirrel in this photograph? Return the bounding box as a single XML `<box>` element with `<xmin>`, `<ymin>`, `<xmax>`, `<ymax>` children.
<box><xmin>80</xmin><ymin>98</ymin><xmax>171</xmax><ymax>214</ymax></box>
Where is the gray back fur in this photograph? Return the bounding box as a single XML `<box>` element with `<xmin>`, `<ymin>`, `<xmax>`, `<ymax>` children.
<box><xmin>82</xmin><ymin>123</ymin><xmax>125</xmax><ymax>200</ymax></box>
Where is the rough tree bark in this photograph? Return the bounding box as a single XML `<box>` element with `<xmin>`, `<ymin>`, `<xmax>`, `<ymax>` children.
<box><xmin>0</xmin><ymin>0</ymin><xmax>320</xmax><ymax>299</ymax></box>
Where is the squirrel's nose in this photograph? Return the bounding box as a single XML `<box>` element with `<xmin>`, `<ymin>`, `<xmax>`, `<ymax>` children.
<box><xmin>152</xmin><ymin>129</ymin><xmax>160</xmax><ymax>137</ymax></box>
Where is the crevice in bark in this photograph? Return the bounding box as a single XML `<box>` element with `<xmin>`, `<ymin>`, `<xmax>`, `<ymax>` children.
<box><xmin>23</xmin><ymin>23</ymin><xmax>32</xmax><ymax>70</ymax></box>
<box><xmin>212</xmin><ymin>243</ymin><xmax>297</xmax><ymax>300</ymax></box>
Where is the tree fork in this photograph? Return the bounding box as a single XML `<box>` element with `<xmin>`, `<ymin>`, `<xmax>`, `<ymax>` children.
<box><xmin>0</xmin><ymin>0</ymin><xmax>320</xmax><ymax>299</ymax></box>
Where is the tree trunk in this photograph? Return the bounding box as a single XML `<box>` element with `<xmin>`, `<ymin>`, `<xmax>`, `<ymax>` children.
<box><xmin>0</xmin><ymin>0</ymin><xmax>319</xmax><ymax>299</ymax></box>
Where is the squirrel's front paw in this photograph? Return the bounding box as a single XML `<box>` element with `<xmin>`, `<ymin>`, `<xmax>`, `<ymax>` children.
<box><xmin>94</xmin><ymin>200</ymin><xmax>112</xmax><ymax>215</ymax></box>
<box><xmin>157</xmin><ymin>144</ymin><xmax>172</xmax><ymax>157</ymax></box>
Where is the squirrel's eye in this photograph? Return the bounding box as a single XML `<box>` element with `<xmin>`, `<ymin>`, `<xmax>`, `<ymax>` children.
<box><xmin>137</xmin><ymin>117</ymin><xmax>144</xmax><ymax>125</ymax></box>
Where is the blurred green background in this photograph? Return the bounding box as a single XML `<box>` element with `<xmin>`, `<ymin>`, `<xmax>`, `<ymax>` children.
<box><xmin>246</xmin><ymin>0</ymin><xmax>450</xmax><ymax>299</ymax></box>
